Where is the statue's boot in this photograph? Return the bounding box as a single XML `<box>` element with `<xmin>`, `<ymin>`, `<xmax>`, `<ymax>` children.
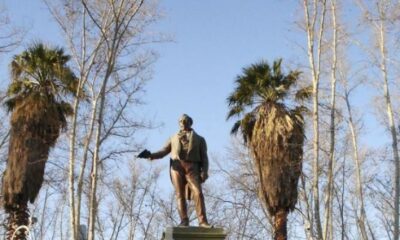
<box><xmin>190</xmin><ymin>182</ymin><xmax>211</xmax><ymax>227</ymax></box>
<box><xmin>177</xmin><ymin>198</ymin><xmax>189</xmax><ymax>227</ymax></box>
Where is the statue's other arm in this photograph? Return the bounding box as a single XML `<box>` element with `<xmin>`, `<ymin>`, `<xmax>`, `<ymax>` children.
<box><xmin>200</xmin><ymin>137</ymin><xmax>209</xmax><ymax>181</ymax></box>
<box><xmin>150</xmin><ymin>139</ymin><xmax>172</xmax><ymax>160</ymax></box>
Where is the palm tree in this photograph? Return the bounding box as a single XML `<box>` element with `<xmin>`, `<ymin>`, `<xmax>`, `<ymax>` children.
<box><xmin>227</xmin><ymin>59</ymin><xmax>309</xmax><ymax>240</ymax></box>
<box><xmin>2</xmin><ymin>43</ymin><xmax>78</xmax><ymax>239</ymax></box>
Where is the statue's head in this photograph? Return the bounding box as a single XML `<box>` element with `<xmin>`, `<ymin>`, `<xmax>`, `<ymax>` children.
<box><xmin>179</xmin><ymin>114</ymin><xmax>193</xmax><ymax>130</ymax></box>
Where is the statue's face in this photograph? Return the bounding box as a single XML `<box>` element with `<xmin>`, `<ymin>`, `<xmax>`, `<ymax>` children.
<box><xmin>179</xmin><ymin>116</ymin><xmax>191</xmax><ymax>131</ymax></box>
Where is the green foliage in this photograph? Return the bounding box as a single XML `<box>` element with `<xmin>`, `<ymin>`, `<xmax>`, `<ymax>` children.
<box><xmin>227</xmin><ymin>59</ymin><xmax>307</xmax><ymax>142</ymax></box>
<box><xmin>230</xmin><ymin>111</ymin><xmax>257</xmax><ymax>144</ymax></box>
<box><xmin>295</xmin><ymin>85</ymin><xmax>313</xmax><ymax>102</ymax></box>
<box><xmin>5</xmin><ymin>42</ymin><xmax>79</xmax><ymax>112</ymax></box>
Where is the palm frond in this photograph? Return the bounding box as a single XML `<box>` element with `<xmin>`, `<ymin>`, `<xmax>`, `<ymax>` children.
<box><xmin>227</xmin><ymin>59</ymin><xmax>302</xmax><ymax>122</ymax></box>
<box><xmin>229</xmin><ymin>112</ymin><xmax>256</xmax><ymax>144</ymax></box>
<box><xmin>230</xmin><ymin>120</ymin><xmax>241</xmax><ymax>135</ymax></box>
<box><xmin>272</xmin><ymin>59</ymin><xmax>283</xmax><ymax>77</ymax></box>
<box><xmin>241</xmin><ymin>112</ymin><xmax>256</xmax><ymax>143</ymax></box>
<box><xmin>4</xmin><ymin>98</ymin><xmax>17</xmax><ymax>112</ymax></box>
<box><xmin>291</xmin><ymin>106</ymin><xmax>310</xmax><ymax>120</ymax></box>
<box><xmin>226</xmin><ymin>105</ymin><xmax>245</xmax><ymax>120</ymax></box>
<box><xmin>295</xmin><ymin>85</ymin><xmax>312</xmax><ymax>102</ymax></box>
<box><xmin>57</xmin><ymin>101</ymin><xmax>74</xmax><ymax>117</ymax></box>
<box><xmin>7</xmin><ymin>81</ymin><xmax>23</xmax><ymax>95</ymax></box>
<box><xmin>9</xmin><ymin>42</ymin><xmax>79</xmax><ymax>100</ymax></box>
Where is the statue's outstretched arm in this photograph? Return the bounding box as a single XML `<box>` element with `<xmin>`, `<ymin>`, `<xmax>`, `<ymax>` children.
<box><xmin>149</xmin><ymin>139</ymin><xmax>172</xmax><ymax>160</ymax></box>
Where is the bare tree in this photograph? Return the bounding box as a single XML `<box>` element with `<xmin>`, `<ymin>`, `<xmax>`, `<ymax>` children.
<box><xmin>339</xmin><ymin>72</ymin><xmax>369</xmax><ymax>239</ymax></box>
<box><xmin>110</xmin><ymin>162</ymin><xmax>162</xmax><ymax>240</ymax></box>
<box><xmin>209</xmin><ymin>141</ymin><xmax>275</xmax><ymax>239</ymax></box>
<box><xmin>322</xmin><ymin>0</ymin><xmax>339</xmax><ymax>238</ymax></box>
<box><xmin>302</xmin><ymin>0</ymin><xmax>328</xmax><ymax>238</ymax></box>
<box><xmin>0</xmin><ymin>4</ymin><xmax>24</xmax><ymax>55</ymax></box>
<box><xmin>43</xmin><ymin>0</ymin><xmax>162</xmax><ymax>239</ymax></box>
<box><xmin>355</xmin><ymin>1</ymin><xmax>400</xmax><ymax>239</ymax></box>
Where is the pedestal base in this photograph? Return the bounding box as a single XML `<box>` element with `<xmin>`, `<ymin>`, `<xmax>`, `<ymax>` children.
<box><xmin>162</xmin><ymin>227</ymin><xmax>227</xmax><ymax>240</ymax></box>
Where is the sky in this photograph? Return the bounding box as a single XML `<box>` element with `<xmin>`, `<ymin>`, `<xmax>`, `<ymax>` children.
<box><xmin>1</xmin><ymin>2</ymin><xmax>396</xmax><ymax>237</ymax></box>
<box><xmin>1</xmin><ymin>0</ymin><xmax>301</xmax><ymax>154</ymax></box>
<box><xmin>0</xmin><ymin>0</ymin><xmax>387</xmax><ymax>196</ymax></box>
<box><xmin>0</xmin><ymin>0</ymin><xmax>308</xmax><ymax>195</ymax></box>
<box><xmin>145</xmin><ymin>0</ymin><xmax>301</xmax><ymax>152</ymax></box>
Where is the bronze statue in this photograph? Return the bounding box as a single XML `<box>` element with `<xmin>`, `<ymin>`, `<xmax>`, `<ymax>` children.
<box><xmin>139</xmin><ymin>114</ymin><xmax>211</xmax><ymax>228</ymax></box>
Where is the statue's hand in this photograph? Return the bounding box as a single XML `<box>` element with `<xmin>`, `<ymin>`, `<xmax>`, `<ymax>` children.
<box><xmin>200</xmin><ymin>171</ymin><xmax>208</xmax><ymax>183</ymax></box>
<box><xmin>137</xmin><ymin>149</ymin><xmax>151</xmax><ymax>159</ymax></box>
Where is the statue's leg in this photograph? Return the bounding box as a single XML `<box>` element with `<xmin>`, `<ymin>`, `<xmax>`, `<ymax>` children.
<box><xmin>170</xmin><ymin>161</ymin><xmax>188</xmax><ymax>226</ymax></box>
<box><xmin>184</xmin><ymin>163</ymin><xmax>208</xmax><ymax>225</ymax></box>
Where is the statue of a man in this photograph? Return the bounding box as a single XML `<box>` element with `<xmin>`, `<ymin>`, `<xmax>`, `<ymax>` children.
<box><xmin>140</xmin><ymin>114</ymin><xmax>211</xmax><ymax>228</ymax></box>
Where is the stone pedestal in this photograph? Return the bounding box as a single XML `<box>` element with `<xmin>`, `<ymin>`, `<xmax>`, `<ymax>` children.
<box><xmin>162</xmin><ymin>227</ymin><xmax>227</xmax><ymax>240</ymax></box>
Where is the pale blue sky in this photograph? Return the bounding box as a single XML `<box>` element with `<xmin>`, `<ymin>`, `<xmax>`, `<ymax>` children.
<box><xmin>145</xmin><ymin>0</ymin><xmax>301</xmax><ymax>152</ymax></box>
<box><xmin>0</xmin><ymin>0</ymin><xmax>386</xmax><ymax>191</ymax></box>
<box><xmin>1</xmin><ymin>2</ymin><xmax>393</xmax><ymax>236</ymax></box>
<box><xmin>0</xmin><ymin>0</ymin><xmax>309</xmax><ymax>196</ymax></box>
<box><xmin>1</xmin><ymin>0</ymin><xmax>301</xmax><ymax>154</ymax></box>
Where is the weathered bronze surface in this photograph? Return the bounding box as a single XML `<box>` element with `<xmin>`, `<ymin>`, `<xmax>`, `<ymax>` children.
<box><xmin>143</xmin><ymin>114</ymin><xmax>211</xmax><ymax>227</ymax></box>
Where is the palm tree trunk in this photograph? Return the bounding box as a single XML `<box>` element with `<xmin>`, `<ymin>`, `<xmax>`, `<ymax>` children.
<box><xmin>274</xmin><ymin>209</ymin><xmax>288</xmax><ymax>240</ymax></box>
<box><xmin>6</xmin><ymin>202</ymin><xmax>30</xmax><ymax>240</ymax></box>
<box><xmin>5</xmin><ymin>210</ymin><xmax>16</xmax><ymax>240</ymax></box>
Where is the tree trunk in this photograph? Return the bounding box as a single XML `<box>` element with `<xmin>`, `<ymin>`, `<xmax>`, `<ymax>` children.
<box><xmin>323</xmin><ymin>0</ymin><xmax>338</xmax><ymax>238</ymax></box>
<box><xmin>87</xmin><ymin>97</ymin><xmax>105</xmax><ymax>240</ymax></box>
<box><xmin>344</xmin><ymin>91</ymin><xmax>369</xmax><ymax>239</ymax></box>
<box><xmin>300</xmin><ymin>176</ymin><xmax>314</xmax><ymax>240</ymax></box>
<box><xmin>69</xmin><ymin>82</ymin><xmax>80</xmax><ymax>240</ymax></box>
<box><xmin>303</xmin><ymin>0</ymin><xmax>327</xmax><ymax>238</ymax></box>
<box><xmin>87</xmin><ymin>63</ymin><xmax>114</xmax><ymax>240</ymax></box>
<box><xmin>75</xmin><ymin>97</ymin><xmax>97</xmax><ymax>236</ymax></box>
<box><xmin>377</xmin><ymin>6</ymin><xmax>400</xmax><ymax>240</ymax></box>
<box><xmin>6</xmin><ymin>202</ymin><xmax>30</xmax><ymax>240</ymax></box>
<box><xmin>274</xmin><ymin>209</ymin><xmax>288</xmax><ymax>240</ymax></box>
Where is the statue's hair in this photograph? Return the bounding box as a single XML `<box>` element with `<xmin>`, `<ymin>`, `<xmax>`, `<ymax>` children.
<box><xmin>180</xmin><ymin>114</ymin><xmax>193</xmax><ymax>126</ymax></box>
